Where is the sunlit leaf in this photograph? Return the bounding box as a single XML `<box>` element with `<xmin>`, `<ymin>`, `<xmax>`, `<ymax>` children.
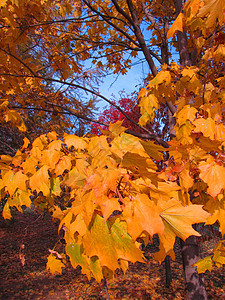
<box><xmin>46</xmin><ymin>254</ymin><xmax>65</xmax><ymax>274</ymax></box>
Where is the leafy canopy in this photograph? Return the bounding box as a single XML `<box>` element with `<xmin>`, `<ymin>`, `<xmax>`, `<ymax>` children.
<box><xmin>0</xmin><ymin>0</ymin><xmax>225</xmax><ymax>280</ymax></box>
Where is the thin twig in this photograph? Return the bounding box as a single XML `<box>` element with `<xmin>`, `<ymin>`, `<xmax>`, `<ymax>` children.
<box><xmin>103</xmin><ymin>278</ymin><xmax>111</xmax><ymax>300</ymax></box>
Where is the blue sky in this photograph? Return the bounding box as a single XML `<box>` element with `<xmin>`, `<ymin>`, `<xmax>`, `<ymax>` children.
<box><xmin>97</xmin><ymin>57</ymin><xmax>149</xmax><ymax>111</ymax></box>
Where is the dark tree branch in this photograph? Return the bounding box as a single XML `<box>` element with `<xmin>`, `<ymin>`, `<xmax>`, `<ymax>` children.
<box><xmin>0</xmin><ymin>47</ymin><xmax>37</xmax><ymax>76</ymax></box>
<box><xmin>83</xmin><ymin>0</ymin><xmax>138</xmax><ymax>47</ymax></box>
<box><xmin>126</xmin><ymin>0</ymin><xmax>158</xmax><ymax>76</ymax></box>
<box><xmin>12</xmin><ymin>105</ymin><xmax>109</xmax><ymax>127</ymax></box>
<box><xmin>0</xmin><ymin>139</ymin><xmax>16</xmax><ymax>154</ymax></box>
<box><xmin>173</xmin><ymin>0</ymin><xmax>192</xmax><ymax>67</ymax></box>
<box><xmin>0</xmin><ymin>72</ymin><xmax>160</xmax><ymax>138</ymax></box>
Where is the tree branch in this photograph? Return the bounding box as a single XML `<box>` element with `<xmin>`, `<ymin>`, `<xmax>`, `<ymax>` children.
<box><xmin>0</xmin><ymin>72</ymin><xmax>158</xmax><ymax>137</ymax></box>
<box><xmin>11</xmin><ymin>105</ymin><xmax>110</xmax><ymax>127</ymax></box>
<box><xmin>83</xmin><ymin>0</ymin><xmax>139</xmax><ymax>48</ymax></box>
<box><xmin>126</xmin><ymin>0</ymin><xmax>158</xmax><ymax>76</ymax></box>
<box><xmin>173</xmin><ymin>0</ymin><xmax>192</xmax><ymax>67</ymax></box>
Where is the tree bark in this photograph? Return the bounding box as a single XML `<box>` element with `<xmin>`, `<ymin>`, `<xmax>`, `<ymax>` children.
<box><xmin>165</xmin><ymin>255</ymin><xmax>172</xmax><ymax>287</ymax></box>
<box><xmin>180</xmin><ymin>236</ymin><xmax>207</xmax><ymax>300</ymax></box>
<box><xmin>173</xmin><ymin>0</ymin><xmax>192</xmax><ymax>66</ymax></box>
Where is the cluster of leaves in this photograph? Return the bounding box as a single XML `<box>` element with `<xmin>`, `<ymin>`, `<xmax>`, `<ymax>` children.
<box><xmin>138</xmin><ymin>0</ymin><xmax>225</xmax><ymax>272</ymax></box>
<box><xmin>1</xmin><ymin>0</ymin><xmax>225</xmax><ymax>284</ymax></box>
<box><xmin>0</xmin><ymin>122</ymin><xmax>210</xmax><ymax>281</ymax></box>
<box><xmin>0</xmin><ymin>0</ymin><xmax>99</xmax><ymax>138</ymax></box>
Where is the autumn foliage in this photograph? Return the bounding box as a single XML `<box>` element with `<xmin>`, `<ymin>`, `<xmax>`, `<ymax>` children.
<box><xmin>0</xmin><ymin>0</ymin><xmax>225</xmax><ymax>296</ymax></box>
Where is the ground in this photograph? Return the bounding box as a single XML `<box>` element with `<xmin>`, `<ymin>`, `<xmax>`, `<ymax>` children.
<box><xmin>0</xmin><ymin>209</ymin><xmax>224</xmax><ymax>300</ymax></box>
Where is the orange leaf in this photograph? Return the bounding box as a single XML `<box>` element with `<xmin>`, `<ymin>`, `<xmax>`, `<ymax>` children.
<box><xmin>123</xmin><ymin>194</ymin><xmax>164</xmax><ymax>240</ymax></box>
<box><xmin>3</xmin><ymin>170</ymin><xmax>27</xmax><ymax>196</ymax></box>
<box><xmin>29</xmin><ymin>165</ymin><xmax>50</xmax><ymax>195</ymax></box>
<box><xmin>167</xmin><ymin>13</ymin><xmax>184</xmax><ymax>39</ymax></box>
<box><xmin>199</xmin><ymin>159</ymin><xmax>225</xmax><ymax>198</ymax></box>
<box><xmin>46</xmin><ymin>254</ymin><xmax>65</xmax><ymax>274</ymax></box>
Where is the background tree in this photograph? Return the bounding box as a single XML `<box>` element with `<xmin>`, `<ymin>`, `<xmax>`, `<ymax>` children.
<box><xmin>91</xmin><ymin>95</ymin><xmax>169</xmax><ymax>140</ymax></box>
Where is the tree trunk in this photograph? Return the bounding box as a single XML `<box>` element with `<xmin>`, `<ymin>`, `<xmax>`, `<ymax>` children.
<box><xmin>165</xmin><ymin>255</ymin><xmax>172</xmax><ymax>287</ymax></box>
<box><xmin>180</xmin><ymin>236</ymin><xmax>207</xmax><ymax>300</ymax></box>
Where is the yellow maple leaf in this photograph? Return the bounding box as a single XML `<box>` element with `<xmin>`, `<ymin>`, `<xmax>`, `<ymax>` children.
<box><xmin>109</xmin><ymin>121</ymin><xmax>127</xmax><ymax>137</ymax></box>
<box><xmin>52</xmin><ymin>205</ymin><xmax>65</xmax><ymax>220</ymax></box>
<box><xmin>179</xmin><ymin>164</ymin><xmax>194</xmax><ymax>190</ymax></box>
<box><xmin>21</xmin><ymin>156</ymin><xmax>38</xmax><ymax>175</ymax></box>
<box><xmin>147</xmin><ymin>70</ymin><xmax>171</xmax><ymax>89</ymax></box>
<box><xmin>82</xmin><ymin>215</ymin><xmax>144</xmax><ymax>273</ymax></box>
<box><xmin>167</xmin><ymin>13</ymin><xmax>184</xmax><ymax>39</ymax></box>
<box><xmin>54</xmin><ymin>156</ymin><xmax>71</xmax><ymax>176</ymax></box>
<box><xmin>198</xmin><ymin>0</ymin><xmax>225</xmax><ymax>27</ymax></box>
<box><xmin>206</xmin><ymin>208</ymin><xmax>225</xmax><ymax>235</ymax></box>
<box><xmin>175</xmin><ymin>105</ymin><xmax>198</xmax><ymax>126</ymax></box>
<box><xmin>193</xmin><ymin>117</ymin><xmax>216</xmax><ymax>139</ymax></box>
<box><xmin>63</xmin><ymin>167</ymin><xmax>86</xmax><ymax>189</ymax></box>
<box><xmin>42</xmin><ymin>149</ymin><xmax>60</xmax><ymax>169</ymax></box>
<box><xmin>3</xmin><ymin>170</ymin><xmax>27</xmax><ymax>196</ymax></box>
<box><xmin>199</xmin><ymin>159</ymin><xmax>225</xmax><ymax>198</ymax></box>
<box><xmin>46</xmin><ymin>254</ymin><xmax>65</xmax><ymax>274</ymax></box>
<box><xmin>2</xmin><ymin>201</ymin><xmax>12</xmax><ymax>219</ymax></box>
<box><xmin>29</xmin><ymin>165</ymin><xmax>50</xmax><ymax>195</ymax></box>
<box><xmin>123</xmin><ymin>194</ymin><xmax>164</xmax><ymax>240</ymax></box>
<box><xmin>139</xmin><ymin>94</ymin><xmax>159</xmax><ymax>125</ymax></box>
<box><xmin>213</xmin><ymin>240</ymin><xmax>225</xmax><ymax>266</ymax></box>
<box><xmin>64</xmin><ymin>134</ymin><xmax>87</xmax><ymax>149</ymax></box>
<box><xmin>193</xmin><ymin>256</ymin><xmax>213</xmax><ymax>273</ymax></box>
<box><xmin>160</xmin><ymin>204</ymin><xmax>210</xmax><ymax>242</ymax></box>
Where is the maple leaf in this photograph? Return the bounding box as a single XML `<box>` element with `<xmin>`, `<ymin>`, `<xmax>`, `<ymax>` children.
<box><xmin>198</xmin><ymin>0</ymin><xmax>225</xmax><ymax>27</ymax></box>
<box><xmin>93</xmin><ymin>194</ymin><xmax>121</xmax><ymax>220</ymax></box>
<box><xmin>160</xmin><ymin>204</ymin><xmax>210</xmax><ymax>242</ymax></box>
<box><xmin>86</xmin><ymin>168</ymin><xmax>120</xmax><ymax>198</ymax></box>
<box><xmin>50</xmin><ymin>177</ymin><xmax>61</xmax><ymax>196</ymax></box>
<box><xmin>206</xmin><ymin>207</ymin><xmax>225</xmax><ymax>235</ymax></box>
<box><xmin>179</xmin><ymin>164</ymin><xmax>194</xmax><ymax>190</ymax></box>
<box><xmin>52</xmin><ymin>205</ymin><xmax>65</xmax><ymax>220</ymax></box>
<box><xmin>198</xmin><ymin>159</ymin><xmax>225</xmax><ymax>198</ymax></box>
<box><xmin>122</xmin><ymin>152</ymin><xmax>156</xmax><ymax>176</ymax></box>
<box><xmin>29</xmin><ymin>165</ymin><xmax>50</xmax><ymax>196</ymax></box>
<box><xmin>110</xmin><ymin>133</ymin><xmax>147</xmax><ymax>158</ymax></box>
<box><xmin>193</xmin><ymin>118</ymin><xmax>216</xmax><ymax>140</ymax></box>
<box><xmin>41</xmin><ymin>149</ymin><xmax>60</xmax><ymax>169</ymax></box>
<box><xmin>54</xmin><ymin>156</ymin><xmax>71</xmax><ymax>176</ymax></box>
<box><xmin>46</xmin><ymin>254</ymin><xmax>65</xmax><ymax>275</ymax></box>
<box><xmin>2</xmin><ymin>201</ymin><xmax>12</xmax><ymax>219</ymax></box>
<box><xmin>64</xmin><ymin>134</ymin><xmax>87</xmax><ymax>149</ymax></box>
<box><xmin>154</xmin><ymin>242</ymin><xmax>175</xmax><ymax>263</ymax></box>
<box><xmin>108</xmin><ymin>121</ymin><xmax>127</xmax><ymax>137</ymax></box>
<box><xmin>63</xmin><ymin>167</ymin><xmax>86</xmax><ymax>190</ymax></box>
<box><xmin>66</xmin><ymin>243</ymin><xmax>99</xmax><ymax>281</ymax></box>
<box><xmin>212</xmin><ymin>240</ymin><xmax>225</xmax><ymax>266</ymax></box>
<box><xmin>82</xmin><ymin>215</ymin><xmax>144</xmax><ymax>272</ymax></box>
<box><xmin>3</xmin><ymin>170</ymin><xmax>27</xmax><ymax>196</ymax></box>
<box><xmin>140</xmin><ymin>140</ymin><xmax>164</xmax><ymax>161</ymax></box>
<box><xmin>193</xmin><ymin>256</ymin><xmax>213</xmax><ymax>273</ymax></box>
<box><xmin>123</xmin><ymin>194</ymin><xmax>164</xmax><ymax>240</ymax></box>
<box><xmin>175</xmin><ymin>105</ymin><xmax>198</xmax><ymax>126</ymax></box>
<box><xmin>138</xmin><ymin>94</ymin><xmax>159</xmax><ymax>125</ymax></box>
